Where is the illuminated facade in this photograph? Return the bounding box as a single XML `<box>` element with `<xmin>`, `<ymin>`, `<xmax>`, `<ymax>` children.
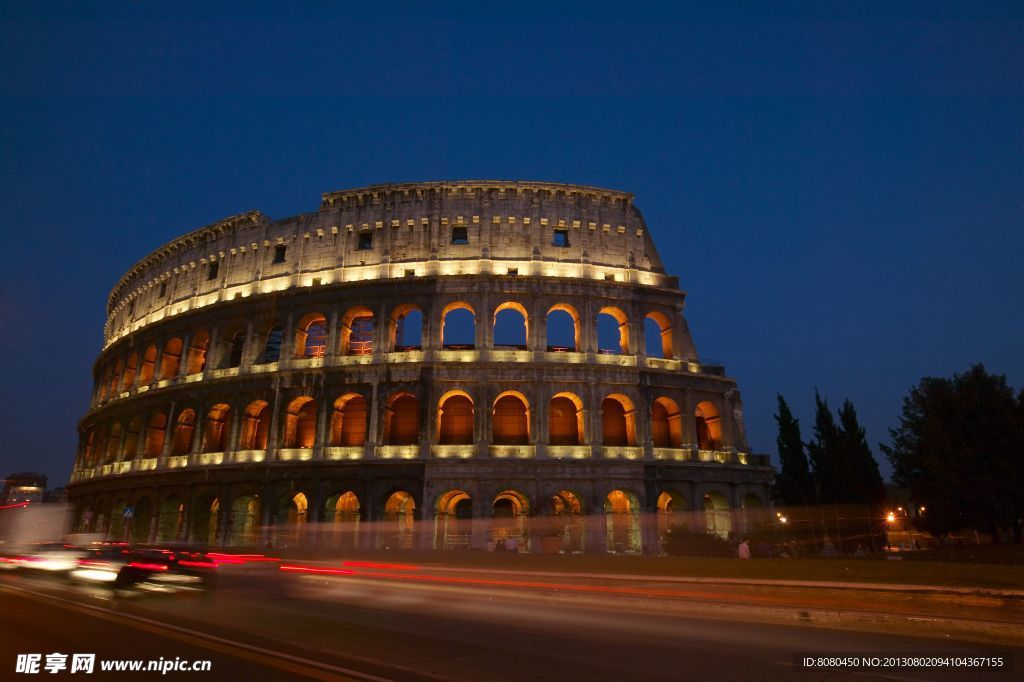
<box><xmin>69</xmin><ymin>181</ymin><xmax>771</xmax><ymax>550</ymax></box>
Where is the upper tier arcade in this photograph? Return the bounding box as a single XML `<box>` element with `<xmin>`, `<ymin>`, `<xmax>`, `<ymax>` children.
<box><xmin>105</xmin><ymin>181</ymin><xmax>671</xmax><ymax>347</ymax></box>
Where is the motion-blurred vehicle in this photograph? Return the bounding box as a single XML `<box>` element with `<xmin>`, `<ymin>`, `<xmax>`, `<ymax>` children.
<box><xmin>71</xmin><ymin>546</ymin><xmax>217</xmax><ymax>592</ymax></box>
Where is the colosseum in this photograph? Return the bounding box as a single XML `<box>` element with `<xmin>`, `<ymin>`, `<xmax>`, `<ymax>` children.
<box><xmin>69</xmin><ymin>180</ymin><xmax>773</xmax><ymax>553</ymax></box>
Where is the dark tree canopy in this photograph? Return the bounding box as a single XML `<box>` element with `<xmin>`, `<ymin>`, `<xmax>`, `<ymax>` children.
<box><xmin>807</xmin><ymin>392</ymin><xmax>886</xmax><ymax>507</ymax></box>
<box><xmin>772</xmin><ymin>394</ymin><xmax>815</xmax><ymax>506</ymax></box>
<box><xmin>882</xmin><ymin>364</ymin><xmax>1024</xmax><ymax>540</ymax></box>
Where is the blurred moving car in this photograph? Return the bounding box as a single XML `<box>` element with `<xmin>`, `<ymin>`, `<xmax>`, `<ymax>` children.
<box><xmin>71</xmin><ymin>546</ymin><xmax>217</xmax><ymax>592</ymax></box>
<box><xmin>1</xmin><ymin>542</ymin><xmax>87</xmax><ymax>574</ymax></box>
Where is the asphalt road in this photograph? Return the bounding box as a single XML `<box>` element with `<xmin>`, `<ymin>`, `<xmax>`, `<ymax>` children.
<box><xmin>0</xmin><ymin>570</ymin><xmax>1019</xmax><ymax>681</ymax></box>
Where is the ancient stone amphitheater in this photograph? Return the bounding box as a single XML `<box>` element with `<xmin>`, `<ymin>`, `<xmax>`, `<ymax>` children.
<box><xmin>69</xmin><ymin>181</ymin><xmax>772</xmax><ymax>552</ymax></box>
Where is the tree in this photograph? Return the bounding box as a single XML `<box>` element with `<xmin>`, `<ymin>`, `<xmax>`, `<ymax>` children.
<box><xmin>883</xmin><ymin>365</ymin><xmax>1024</xmax><ymax>542</ymax></box>
<box><xmin>835</xmin><ymin>399</ymin><xmax>887</xmax><ymax>506</ymax></box>
<box><xmin>772</xmin><ymin>394</ymin><xmax>815</xmax><ymax>506</ymax></box>
<box><xmin>806</xmin><ymin>392</ymin><xmax>841</xmax><ymax>504</ymax></box>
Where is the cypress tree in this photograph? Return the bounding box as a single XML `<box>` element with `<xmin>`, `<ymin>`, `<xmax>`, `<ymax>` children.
<box><xmin>772</xmin><ymin>394</ymin><xmax>815</xmax><ymax>505</ymax></box>
<box><xmin>806</xmin><ymin>391</ymin><xmax>841</xmax><ymax>504</ymax></box>
<box><xmin>835</xmin><ymin>399</ymin><xmax>886</xmax><ymax>505</ymax></box>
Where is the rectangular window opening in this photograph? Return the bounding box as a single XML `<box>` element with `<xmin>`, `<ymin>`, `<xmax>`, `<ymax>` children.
<box><xmin>159</xmin><ymin>281</ymin><xmax>167</xmax><ymax>297</ymax></box>
<box><xmin>553</xmin><ymin>229</ymin><xmax>570</xmax><ymax>247</ymax></box>
<box><xmin>357</xmin><ymin>232</ymin><xmax>373</xmax><ymax>250</ymax></box>
<box><xmin>451</xmin><ymin>226</ymin><xmax>469</xmax><ymax>245</ymax></box>
<box><xmin>506</xmin><ymin>268</ymin><xmax>519</xmax><ymax>276</ymax></box>
<box><xmin>207</xmin><ymin>262</ymin><xmax>219</xmax><ymax>280</ymax></box>
<box><xmin>273</xmin><ymin>244</ymin><xmax>287</xmax><ymax>264</ymax></box>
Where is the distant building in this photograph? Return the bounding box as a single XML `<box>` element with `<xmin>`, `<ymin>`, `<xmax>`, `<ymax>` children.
<box><xmin>3</xmin><ymin>473</ymin><xmax>47</xmax><ymax>505</ymax></box>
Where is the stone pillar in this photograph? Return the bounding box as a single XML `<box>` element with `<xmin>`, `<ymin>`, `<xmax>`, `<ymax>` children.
<box><xmin>314</xmin><ymin>396</ymin><xmax>330</xmax><ymax>459</ymax></box>
<box><xmin>326</xmin><ymin>309</ymin><xmax>340</xmax><ymax>358</ymax></box>
<box><xmin>160</xmin><ymin>402</ymin><xmax>177</xmax><ymax>458</ymax></box>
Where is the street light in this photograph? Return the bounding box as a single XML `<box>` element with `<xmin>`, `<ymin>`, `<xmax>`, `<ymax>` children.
<box><xmin>886</xmin><ymin>512</ymin><xmax>896</xmax><ymax>524</ymax></box>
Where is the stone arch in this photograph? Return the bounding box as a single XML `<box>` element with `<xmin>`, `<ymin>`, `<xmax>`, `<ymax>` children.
<box><xmin>228</xmin><ymin>493</ymin><xmax>261</xmax><ymax>546</ymax></box>
<box><xmin>160</xmin><ymin>337</ymin><xmax>184</xmax><ymax>379</ymax></box>
<box><xmin>185</xmin><ymin>330</ymin><xmax>210</xmax><ymax>374</ymax></box>
<box><xmin>384</xmin><ymin>392</ymin><xmax>419</xmax><ymax>445</ymax></box>
<box><xmin>323</xmin><ymin>490</ymin><xmax>361</xmax><ymax>549</ymax></box>
<box><xmin>703</xmin><ymin>490</ymin><xmax>731</xmax><ymax>538</ymax></box>
<box><xmin>382</xmin><ymin>490</ymin><xmax>417</xmax><ymax>549</ymax></box>
<box><xmin>282</xmin><ymin>397</ymin><xmax>317</xmax><ymax>448</ymax></box>
<box><xmin>695</xmin><ymin>400</ymin><xmax>723</xmax><ymax>450</ymax></box>
<box><xmin>138</xmin><ymin>344</ymin><xmax>157</xmax><ymax>384</ymax></box>
<box><xmin>190</xmin><ymin>493</ymin><xmax>220</xmax><ymax>546</ymax></box>
<box><xmin>597</xmin><ymin>306</ymin><xmax>629</xmax><ymax>354</ymax></box>
<box><xmin>239</xmin><ymin>400</ymin><xmax>270</xmax><ymax>450</ymax></box>
<box><xmin>493</xmin><ymin>301</ymin><xmax>528</xmax><ymax>348</ymax></box>
<box><xmin>156</xmin><ymin>494</ymin><xmax>184</xmax><ymax>542</ymax></box>
<box><xmin>144</xmin><ymin>412</ymin><xmax>166</xmax><ymax>457</ymax></box>
<box><xmin>130</xmin><ymin>495</ymin><xmax>154</xmax><ymax>544</ymax></box>
<box><xmin>330</xmin><ymin>393</ymin><xmax>367</xmax><ymax>446</ymax></box>
<box><xmin>225</xmin><ymin>329</ymin><xmax>246</xmax><ymax>368</ymax></box>
<box><xmin>340</xmin><ymin>306</ymin><xmax>374</xmax><ymax>355</ymax></box>
<box><xmin>546</xmin><ymin>303</ymin><xmax>579</xmax><ymax>351</ymax></box>
<box><xmin>438</xmin><ymin>390</ymin><xmax>474</xmax><ymax>444</ymax></box>
<box><xmin>384</xmin><ymin>490</ymin><xmax>416</xmax><ymax>519</ymax></box>
<box><xmin>493</xmin><ymin>489</ymin><xmax>530</xmax><ymax>517</ymax></box>
<box><xmin>389</xmin><ymin>303</ymin><xmax>423</xmax><ymax>350</ymax></box>
<box><xmin>201</xmin><ymin>403</ymin><xmax>231</xmax><ymax>453</ymax></box>
<box><xmin>107</xmin><ymin>358</ymin><xmax>124</xmax><ymax>398</ymax></box>
<box><xmin>441</xmin><ymin>301</ymin><xmax>475</xmax><ymax>348</ymax></box>
<box><xmin>550</xmin><ymin>392</ymin><xmax>585</xmax><ymax>445</ymax></box>
<box><xmin>123</xmin><ymin>417</ymin><xmax>142</xmax><ymax>460</ymax></box>
<box><xmin>170</xmin><ymin>408</ymin><xmax>196</xmax><ymax>455</ymax></box>
<box><xmin>436</xmin><ymin>489</ymin><xmax>472</xmax><ymax>518</ymax></box>
<box><xmin>604</xmin><ymin>489</ymin><xmax>641</xmax><ymax>554</ymax></box>
<box><xmin>295</xmin><ymin>312</ymin><xmax>328</xmax><ymax>359</ymax></box>
<box><xmin>601</xmin><ymin>394</ymin><xmax>636</xmax><ymax>446</ymax></box>
<box><xmin>643</xmin><ymin>311</ymin><xmax>674</xmax><ymax>359</ymax></box>
<box><xmin>104</xmin><ymin>422</ymin><xmax>122</xmax><ymax>464</ymax></box>
<box><xmin>651</xmin><ymin>396</ymin><xmax>683</xmax><ymax>448</ymax></box>
<box><xmin>257</xmin><ymin>324</ymin><xmax>284</xmax><ymax>364</ymax></box>
<box><xmin>742</xmin><ymin>492</ymin><xmax>763</xmax><ymax>509</ymax></box>
<box><xmin>120</xmin><ymin>352</ymin><xmax>138</xmax><ymax>391</ymax></box>
<box><xmin>492</xmin><ymin>390</ymin><xmax>530</xmax><ymax>445</ymax></box>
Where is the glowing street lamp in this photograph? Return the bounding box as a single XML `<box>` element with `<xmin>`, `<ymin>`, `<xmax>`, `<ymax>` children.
<box><xmin>886</xmin><ymin>512</ymin><xmax>896</xmax><ymax>524</ymax></box>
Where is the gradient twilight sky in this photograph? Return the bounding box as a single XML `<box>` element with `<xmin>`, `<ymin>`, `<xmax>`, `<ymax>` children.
<box><xmin>1</xmin><ymin>2</ymin><xmax>1022</xmax><ymax>486</ymax></box>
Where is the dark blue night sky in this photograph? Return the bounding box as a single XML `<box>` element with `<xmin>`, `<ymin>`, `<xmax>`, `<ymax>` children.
<box><xmin>2</xmin><ymin>2</ymin><xmax>1022</xmax><ymax>485</ymax></box>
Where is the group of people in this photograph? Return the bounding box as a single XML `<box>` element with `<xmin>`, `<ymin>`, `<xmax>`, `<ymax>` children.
<box><xmin>487</xmin><ymin>536</ymin><xmax>519</xmax><ymax>552</ymax></box>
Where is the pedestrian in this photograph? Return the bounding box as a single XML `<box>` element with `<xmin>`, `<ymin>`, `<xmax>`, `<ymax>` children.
<box><xmin>737</xmin><ymin>539</ymin><xmax>750</xmax><ymax>559</ymax></box>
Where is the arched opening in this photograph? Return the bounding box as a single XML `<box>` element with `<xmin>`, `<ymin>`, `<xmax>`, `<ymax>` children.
<box><xmin>385</xmin><ymin>393</ymin><xmax>419</xmax><ymax>445</ymax></box>
<box><xmin>604</xmin><ymin>489</ymin><xmax>641</xmax><ymax>554</ymax></box>
<box><xmin>228</xmin><ymin>494</ymin><xmax>260</xmax><ymax>546</ymax></box>
<box><xmin>258</xmin><ymin>325</ymin><xmax>283</xmax><ymax>364</ymax></box>
<box><xmin>657</xmin><ymin>490</ymin><xmax>690</xmax><ymax>547</ymax></box>
<box><xmin>597</xmin><ymin>307</ymin><xmax>629</xmax><ymax>354</ymax></box>
<box><xmin>546</xmin><ymin>304</ymin><xmax>579</xmax><ymax>351</ymax></box>
<box><xmin>323</xmin><ymin>491</ymin><xmax>360</xmax><ymax>549</ymax></box>
<box><xmin>390</xmin><ymin>304</ymin><xmax>423</xmax><ymax>351</ymax></box>
<box><xmin>438</xmin><ymin>391</ymin><xmax>474</xmax><ymax>444</ymax></box>
<box><xmin>492</xmin><ymin>391</ymin><xmax>529</xmax><ymax>445</ymax></box>
<box><xmin>98</xmin><ymin>367</ymin><xmax>111</xmax><ymax>401</ymax></box>
<box><xmin>282</xmin><ymin>397</ymin><xmax>317</xmax><ymax>449</ymax></box>
<box><xmin>123</xmin><ymin>418</ymin><xmax>141</xmax><ymax>460</ymax></box>
<box><xmin>330</xmin><ymin>394</ymin><xmax>367</xmax><ymax>446</ymax></box>
<box><xmin>492</xmin><ymin>490</ymin><xmax>529</xmax><ymax>552</ymax></box>
<box><xmin>493</xmin><ymin>302</ymin><xmax>527</xmax><ymax>349</ymax></box>
<box><xmin>295</xmin><ymin>313</ymin><xmax>328</xmax><ymax>359</ymax></box>
<box><xmin>108</xmin><ymin>498</ymin><xmax>127</xmax><ymax>541</ymax></box>
<box><xmin>156</xmin><ymin>495</ymin><xmax>184</xmax><ymax>542</ymax></box>
<box><xmin>441</xmin><ymin>302</ymin><xmax>475</xmax><ymax>349</ymax></box>
<box><xmin>283</xmin><ymin>492</ymin><xmax>308</xmax><ymax>540</ymax></box>
<box><xmin>144</xmin><ymin>413</ymin><xmax>166</xmax><ymax>457</ymax></box>
<box><xmin>703</xmin><ymin>490</ymin><xmax>731</xmax><ymax>538</ymax></box>
<box><xmin>226</xmin><ymin>330</ymin><xmax>246</xmax><ymax>368</ymax></box>
<box><xmin>549</xmin><ymin>393</ymin><xmax>584</xmax><ymax>445</ymax></box>
<box><xmin>160</xmin><ymin>338</ymin><xmax>184</xmax><ymax>379</ymax></box>
<box><xmin>120</xmin><ymin>353</ymin><xmax>138</xmax><ymax>392</ymax></box>
<box><xmin>601</xmin><ymin>394</ymin><xmax>636</xmax><ymax>446</ymax></box>
<box><xmin>742</xmin><ymin>493</ymin><xmax>763</xmax><ymax>509</ymax></box>
<box><xmin>383</xmin><ymin>491</ymin><xmax>416</xmax><ymax>549</ymax></box>
<box><xmin>695</xmin><ymin>401</ymin><xmax>723</xmax><ymax>450</ymax></box>
<box><xmin>131</xmin><ymin>496</ymin><xmax>154</xmax><ymax>544</ymax></box>
<box><xmin>340</xmin><ymin>306</ymin><xmax>374</xmax><ymax>356</ymax></box>
<box><xmin>239</xmin><ymin>400</ymin><xmax>270</xmax><ymax>450</ymax></box>
<box><xmin>191</xmin><ymin>494</ymin><xmax>220</xmax><ymax>546</ymax></box>
<box><xmin>651</xmin><ymin>397</ymin><xmax>683</xmax><ymax>448</ymax></box>
<box><xmin>201</xmin><ymin>403</ymin><xmax>231</xmax><ymax>453</ymax></box>
<box><xmin>435</xmin><ymin>489</ymin><xmax>472</xmax><ymax>549</ymax></box>
<box><xmin>138</xmin><ymin>345</ymin><xmax>157</xmax><ymax>384</ymax></box>
<box><xmin>644</xmin><ymin>312</ymin><xmax>674</xmax><ymax>359</ymax></box>
<box><xmin>81</xmin><ymin>431</ymin><xmax>96</xmax><ymax>469</ymax></box>
<box><xmin>170</xmin><ymin>409</ymin><xmax>196</xmax><ymax>455</ymax></box>
<box><xmin>437</xmin><ymin>490</ymin><xmax>472</xmax><ymax>518</ymax></box>
<box><xmin>108</xmin><ymin>359</ymin><xmax>124</xmax><ymax>398</ymax></box>
<box><xmin>185</xmin><ymin>330</ymin><xmax>210</xmax><ymax>374</ymax></box>
<box><xmin>104</xmin><ymin>423</ymin><xmax>122</xmax><ymax>464</ymax></box>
